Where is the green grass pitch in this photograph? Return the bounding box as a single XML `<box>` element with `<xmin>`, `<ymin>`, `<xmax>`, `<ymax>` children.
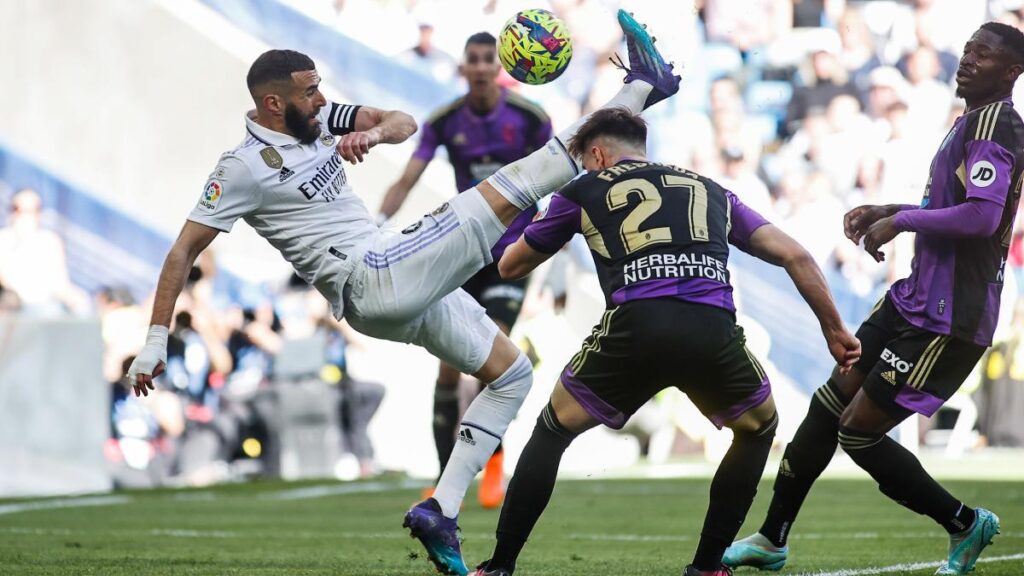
<box><xmin>0</xmin><ymin>478</ymin><xmax>1020</xmax><ymax>575</ymax></box>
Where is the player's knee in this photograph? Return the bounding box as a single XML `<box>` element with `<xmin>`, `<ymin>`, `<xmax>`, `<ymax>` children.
<box><xmin>733</xmin><ymin>411</ymin><xmax>778</xmax><ymax>443</ymax></box>
<box><xmin>837</xmin><ymin>424</ymin><xmax>883</xmax><ymax>455</ymax></box>
<box><xmin>535</xmin><ymin>402</ymin><xmax>578</xmax><ymax>444</ymax></box>
<box><xmin>486</xmin><ymin>352</ymin><xmax>533</xmax><ymax>398</ymax></box>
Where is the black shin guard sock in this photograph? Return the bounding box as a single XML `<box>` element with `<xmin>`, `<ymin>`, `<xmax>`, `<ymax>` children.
<box><xmin>839</xmin><ymin>426</ymin><xmax>966</xmax><ymax>534</ymax></box>
<box><xmin>760</xmin><ymin>382</ymin><xmax>846</xmax><ymax>547</ymax></box>
<box><xmin>490</xmin><ymin>404</ymin><xmax>576</xmax><ymax>573</ymax></box>
<box><xmin>432</xmin><ymin>386</ymin><xmax>459</xmax><ymax>477</ymax></box>
<box><xmin>693</xmin><ymin>413</ymin><xmax>778</xmax><ymax>571</ymax></box>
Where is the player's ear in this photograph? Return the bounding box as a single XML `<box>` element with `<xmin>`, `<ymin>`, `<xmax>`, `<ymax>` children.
<box><xmin>263</xmin><ymin>93</ymin><xmax>284</xmax><ymax>115</ymax></box>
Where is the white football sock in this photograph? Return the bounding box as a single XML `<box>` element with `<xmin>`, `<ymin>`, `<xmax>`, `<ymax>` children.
<box><xmin>432</xmin><ymin>352</ymin><xmax>533</xmax><ymax>518</ymax></box>
<box><xmin>489</xmin><ymin>81</ymin><xmax>653</xmax><ymax>209</ymax></box>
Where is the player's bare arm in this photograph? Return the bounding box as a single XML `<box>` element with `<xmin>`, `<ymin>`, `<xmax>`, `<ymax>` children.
<box><xmin>128</xmin><ymin>220</ymin><xmax>220</xmax><ymax>397</ymax></box>
<box><xmin>497</xmin><ymin>234</ymin><xmax>552</xmax><ymax>280</ymax></box>
<box><xmin>379</xmin><ymin>157</ymin><xmax>429</xmax><ymax>220</ymax></box>
<box><xmin>747</xmin><ymin>224</ymin><xmax>861</xmax><ymax>373</ymax></box>
<box><xmin>337</xmin><ymin>106</ymin><xmax>417</xmax><ymax>164</ymax></box>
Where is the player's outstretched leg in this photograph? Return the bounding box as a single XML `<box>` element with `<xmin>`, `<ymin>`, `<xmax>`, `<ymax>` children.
<box><xmin>484</xmin><ymin>8</ymin><xmax>679</xmax><ymax>215</ymax></box>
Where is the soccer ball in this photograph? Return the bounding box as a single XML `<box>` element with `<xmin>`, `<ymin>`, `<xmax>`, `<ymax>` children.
<box><xmin>498</xmin><ymin>9</ymin><xmax>573</xmax><ymax>85</ymax></box>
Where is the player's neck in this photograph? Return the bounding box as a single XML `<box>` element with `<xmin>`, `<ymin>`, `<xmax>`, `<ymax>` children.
<box><xmin>965</xmin><ymin>90</ymin><xmax>1012</xmax><ymax>112</ymax></box>
<box><xmin>254</xmin><ymin>110</ymin><xmax>292</xmax><ymax>138</ymax></box>
<box><xmin>467</xmin><ymin>85</ymin><xmax>501</xmax><ymax>115</ymax></box>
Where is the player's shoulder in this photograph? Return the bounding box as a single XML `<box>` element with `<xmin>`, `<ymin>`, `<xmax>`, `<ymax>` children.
<box><xmin>209</xmin><ymin>149</ymin><xmax>258</xmax><ymax>185</ymax></box>
<box><xmin>967</xmin><ymin>100</ymin><xmax>1024</xmax><ymax>145</ymax></box>
<box><xmin>426</xmin><ymin>95</ymin><xmax>467</xmax><ymax>127</ymax></box>
<box><xmin>504</xmin><ymin>90</ymin><xmax>550</xmax><ymax>124</ymax></box>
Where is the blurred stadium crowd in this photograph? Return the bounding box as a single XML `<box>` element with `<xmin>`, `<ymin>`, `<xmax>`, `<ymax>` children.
<box><xmin>5</xmin><ymin>0</ymin><xmax>1024</xmax><ymax>488</ymax></box>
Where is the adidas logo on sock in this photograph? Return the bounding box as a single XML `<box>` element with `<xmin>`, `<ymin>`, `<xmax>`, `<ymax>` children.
<box><xmin>279</xmin><ymin>166</ymin><xmax>295</xmax><ymax>182</ymax></box>
<box><xmin>881</xmin><ymin>370</ymin><xmax>897</xmax><ymax>385</ymax></box>
<box><xmin>458</xmin><ymin>428</ymin><xmax>476</xmax><ymax>446</ymax></box>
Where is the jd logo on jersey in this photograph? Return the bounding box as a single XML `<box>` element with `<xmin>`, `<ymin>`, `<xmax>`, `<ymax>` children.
<box><xmin>970</xmin><ymin>160</ymin><xmax>996</xmax><ymax>188</ymax></box>
<box><xmin>881</xmin><ymin>348</ymin><xmax>914</xmax><ymax>373</ymax></box>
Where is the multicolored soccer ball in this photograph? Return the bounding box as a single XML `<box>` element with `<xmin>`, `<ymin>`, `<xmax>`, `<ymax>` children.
<box><xmin>498</xmin><ymin>9</ymin><xmax>572</xmax><ymax>85</ymax></box>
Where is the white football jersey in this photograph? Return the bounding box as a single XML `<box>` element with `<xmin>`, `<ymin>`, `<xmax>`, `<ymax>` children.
<box><xmin>188</xmin><ymin>102</ymin><xmax>378</xmax><ymax>318</ymax></box>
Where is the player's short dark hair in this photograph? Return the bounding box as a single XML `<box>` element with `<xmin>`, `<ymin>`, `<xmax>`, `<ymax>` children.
<box><xmin>567</xmin><ymin>107</ymin><xmax>648</xmax><ymax>159</ymax></box>
<box><xmin>247</xmin><ymin>49</ymin><xmax>316</xmax><ymax>94</ymax></box>
<box><xmin>981</xmin><ymin>22</ymin><xmax>1024</xmax><ymax>66</ymax></box>
<box><xmin>465</xmin><ymin>32</ymin><xmax>497</xmax><ymax>51</ymax></box>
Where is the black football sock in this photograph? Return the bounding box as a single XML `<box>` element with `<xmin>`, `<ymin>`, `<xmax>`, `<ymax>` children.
<box><xmin>693</xmin><ymin>413</ymin><xmax>778</xmax><ymax>571</ymax></box>
<box><xmin>759</xmin><ymin>380</ymin><xmax>847</xmax><ymax>547</ymax></box>
<box><xmin>838</xmin><ymin>426</ymin><xmax>971</xmax><ymax>534</ymax></box>
<box><xmin>432</xmin><ymin>385</ymin><xmax>459</xmax><ymax>479</ymax></box>
<box><xmin>488</xmin><ymin>403</ymin><xmax>576</xmax><ymax>574</ymax></box>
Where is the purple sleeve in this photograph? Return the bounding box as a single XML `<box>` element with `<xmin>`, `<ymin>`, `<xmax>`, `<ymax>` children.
<box><xmin>412</xmin><ymin>121</ymin><xmax>439</xmax><ymax>163</ymax></box>
<box><xmin>726</xmin><ymin>190</ymin><xmax>771</xmax><ymax>253</ymax></box>
<box><xmin>964</xmin><ymin>139</ymin><xmax>1015</xmax><ymax>206</ymax></box>
<box><xmin>893</xmin><ymin>198</ymin><xmax>1003</xmax><ymax>238</ymax></box>
<box><xmin>523</xmin><ymin>193</ymin><xmax>582</xmax><ymax>254</ymax></box>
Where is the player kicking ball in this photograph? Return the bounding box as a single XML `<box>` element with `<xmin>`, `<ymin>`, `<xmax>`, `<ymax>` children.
<box><xmin>470</xmin><ymin>106</ymin><xmax>859</xmax><ymax>576</ymax></box>
<box><xmin>725</xmin><ymin>22</ymin><xmax>1024</xmax><ymax>576</ymax></box>
<box><xmin>126</xmin><ymin>9</ymin><xmax>679</xmax><ymax>576</ymax></box>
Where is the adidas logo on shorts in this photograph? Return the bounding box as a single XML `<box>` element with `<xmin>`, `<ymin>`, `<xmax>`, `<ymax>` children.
<box><xmin>881</xmin><ymin>370</ymin><xmax>897</xmax><ymax>385</ymax></box>
<box><xmin>458</xmin><ymin>428</ymin><xmax>476</xmax><ymax>446</ymax></box>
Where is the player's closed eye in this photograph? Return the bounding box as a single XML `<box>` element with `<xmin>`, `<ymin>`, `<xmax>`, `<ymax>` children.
<box><xmin>467</xmin><ymin>55</ymin><xmax>496</xmax><ymax>65</ymax></box>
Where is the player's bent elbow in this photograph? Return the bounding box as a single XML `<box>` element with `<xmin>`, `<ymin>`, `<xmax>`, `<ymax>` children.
<box><xmin>497</xmin><ymin>257</ymin><xmax>525</xmax><ymax>281</ymax></box>
<box><xmin>781</xmin><ymin>246</ymin><xmax>815</xmax><ymax>271</ymax></box>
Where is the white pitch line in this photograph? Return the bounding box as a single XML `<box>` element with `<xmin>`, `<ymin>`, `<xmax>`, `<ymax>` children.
<box><xmin>0</xmin><ymin>495</ymin><xmax>131</xmax><ymax>516</ymax></box>
<box><xmin>260</xmin><ymin>479</ymin><xmax>426</xmax><ymax>501</ymax></box>
<box><xmin>793</xmin><ymin>552</ymin><xmax>1024</xmax><ymax>576</ymax></box>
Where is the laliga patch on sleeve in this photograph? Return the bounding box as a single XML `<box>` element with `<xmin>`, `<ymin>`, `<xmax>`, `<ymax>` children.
<box><xmin>969</xmin><ymin>160</ymin><xmax>997</xmax><ymax>188</ymax></box>
<box><xmin>199</xmin><ymin>179</ymin><xmax>223</xmax><ymax>212</ymax></box>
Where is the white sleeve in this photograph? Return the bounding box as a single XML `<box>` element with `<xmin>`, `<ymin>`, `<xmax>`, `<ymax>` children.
<box><xmin>318</xmin><ymin>101</ymin><xmax>362</xmax><ymax>135</ymax></box>
<box><xmin>187</xmin><ymin>155</ymin><xmax>260</xmax><ymax>232</ymax></box>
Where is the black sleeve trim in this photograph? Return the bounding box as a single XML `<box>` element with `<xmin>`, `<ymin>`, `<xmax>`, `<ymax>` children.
<box><xmin>328</xmin><ymin>103</ymin><xmax>362</xmax><ymax>135</ymax></box>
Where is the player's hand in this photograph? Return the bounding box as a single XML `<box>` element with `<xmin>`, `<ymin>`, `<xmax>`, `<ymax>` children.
<box><xmin>825</xmin><ymin>328</ymin><xmax>861</xmax><ymax>376</ymax></box>
<box><xmin>843</xmin><ymin>205</ymin><xmax>890</xmax><ymax>244</ymax></box>
<box><xmin>862</xmin><ymin>215</ymin><xmax>899</xmax><ymax>263</ymax></box>
<box><xmin>336</xmin><ymin>130</ymin><xmax>380</xmax><ymax>164</ymax></box>
<box><xmin>125</xmin><ymin>326</ymin><xmax>169</xmax><ymax>397</ymax></box>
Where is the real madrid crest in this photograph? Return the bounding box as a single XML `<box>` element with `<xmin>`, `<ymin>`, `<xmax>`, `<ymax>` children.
<box><xmin>260</xmin><ymin>147</ymin><xmax>283</xmax><ymax>169</ymax></box>
<box><xmin>320</xmin><ymin>132</ymin><xmax>335</xmax><ymax>146</ymax></box>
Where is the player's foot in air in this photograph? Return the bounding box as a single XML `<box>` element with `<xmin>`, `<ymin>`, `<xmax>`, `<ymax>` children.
<box><xmin>469</xmin><ymin>561</ymin><xmax>512</xmax><ymax>576</ymax></box>
<box><xmin>614</xmin><ymin>9</ymin><xmax>680</xmax><ymax>109</ymax></box>
<box><xmin>722</xmin><ymin>532</ymin><xmax>788</xmax><ymax>571</ymax></box>
<box><xmin>403</xmin><ymin>498</ymin><xmax>469</xmax><ymax>575</ymax></box>
<box><xmin>683</xmin><ymin>564</ymin><xmax>734</xmax><ymax>576</ymax></box>
<box><xmin>935</xmin><ymin>508</ymin><xmax>1000</xmax><ymax>575</ymax></box>
<box><xmin>478</xmin><ymin>450</ymin><xmax>505</xmax><ymax>509</ymax></box>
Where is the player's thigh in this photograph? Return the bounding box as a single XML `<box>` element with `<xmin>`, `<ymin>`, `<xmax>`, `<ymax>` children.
<box><xmin>409</xmin><ymin>289</ymin><xmax>502</xmax><ymax>376</ymax></box>
<box><xmin>558</xmin><ymin>305</ymin><xmax>658</xmax><ymax>430</ymax></box>
<box><xmin>841</xmin><ymin>294</ymin><xmax>901</xmax><ymax>398</ymax></box>
<box><xmin>681</xmin><ymin>317</ymin><xmax>773</xmax><ymax>430</ymax></box>
<box><xmin>859</xmin><ymin>329</ymin><xmax>985</xmax><ymax>423</ymax></box>
<box><xmin>361</xmin><ymin>192</ymin><xmax>505</xmax><ymax>320</ymax></box>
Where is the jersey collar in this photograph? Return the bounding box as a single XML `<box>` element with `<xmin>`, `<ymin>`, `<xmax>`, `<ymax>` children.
<box><xmin>245</xmin><ymin>110</ymin><xmax>301</xmax><ymax>147</ymax></box>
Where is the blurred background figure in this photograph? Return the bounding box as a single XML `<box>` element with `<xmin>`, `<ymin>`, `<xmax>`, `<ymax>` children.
<box><xmin>0</xmin><ymin>188</ymin><xmax>88</xmax><ymax>316</ymax></box>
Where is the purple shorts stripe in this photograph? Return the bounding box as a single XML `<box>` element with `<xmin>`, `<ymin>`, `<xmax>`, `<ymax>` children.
<box><xmin>363</xmin><ymin>220</ymin><xmax>462</xmax><ymax>269</ymax></box>
<box><xmin>708</xmin><ymin>377</ymin><xmax>772</xmax><ymax>429</ymax></box>
<box><xmin>894</xmin><ymin>385</ymin><xmax>945</xmax><ymax>417</ymax></box>
<box><xmin>365</xmin><ymin>212</ymin><xmax>457</xmax><ymax>260</ymax></box>
<box><xmin>559</xmin><ymin>366</ymin><xmax>627</xmax><ymax>430</ymax></box>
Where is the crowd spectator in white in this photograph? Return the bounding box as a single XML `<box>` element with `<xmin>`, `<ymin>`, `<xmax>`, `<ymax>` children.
<box><xmin>0</xmin><ymin>188</ymin><xmax>87</xmax><ymax>316</ymax></box>
<box><xmin>836</xmin><ymin>7</ymin><xmax>883</xmax><ymax>96</ymax></box>
<box><xmin>702</xmin><ymin>0</ymin><xmax>793</xmax><ymax>57</ymax></box>
<box><xmin>397</xmin><ymin>19</ymin><xmax>458</xmax><ymax>86</ymax></box>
